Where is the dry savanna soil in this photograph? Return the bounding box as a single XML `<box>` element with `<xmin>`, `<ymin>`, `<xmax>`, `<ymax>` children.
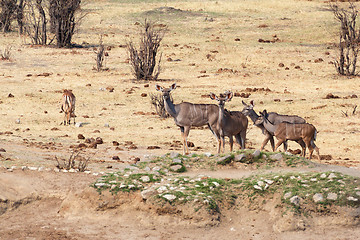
<box><xmin>1</xmin><ymin>0</ymin><xmax>360</xmax><ymax>239</ymax></box>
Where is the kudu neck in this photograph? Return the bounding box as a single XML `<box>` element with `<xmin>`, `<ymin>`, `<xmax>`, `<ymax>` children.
<box><xmin>248</xmin><ymin>109</ymin><xmax>260</xmax><ymax>123</ymax></box>
<box><xmin>262</xmin><ymin>116</ymin><xmax>277</xmax><ymax>134</ymax></box>
<box><xmin>163</xmin><ymin>96</ymin><xmax>177</xmax><ymax>118</ymax></box>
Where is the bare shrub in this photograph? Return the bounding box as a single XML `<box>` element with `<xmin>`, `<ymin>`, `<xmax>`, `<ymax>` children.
<box><xmin>0</xmin><ymin>0</ymin><xmax>17</xmax><ymax>32</ymax></box>
<box><xmin>49</xmin><ymin>0</ymin><xmax>81</xmax><ymax>47</ymax></box>
<box><xmin>330</xmin><ymin>3</ymin><xmax>360</xmax><ymax>76</ymax></box>
<box><xmin>23</xmin><ymin>0</ymin><xmax>47</xmax><ymax>45</ymax></box>
<box><xmin>127</xmin><ymin>19</ymin><xmax>166</xmax><ymax>80</ymax></box>
<box><xmin>95</xmin><ymin>36</ymin><xmax>106</xmax><ymax>71</ymax></box>
<box><xmin>1</xmin><ymin>46</ymin><xmax>11</xmax><ymax>60</ymax></box>
<box><xmin>150</xmin><ymin>93</ymin><xmax>170</xmax><ymax>118</ymax></box>
<box><xmin>55</xmin><ymin>151</ymin><xmax>89</xmax><ymax>172</ymax></box>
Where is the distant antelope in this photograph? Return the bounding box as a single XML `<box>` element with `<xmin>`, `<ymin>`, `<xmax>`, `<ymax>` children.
<box><xmin>210</xmin><ymin>92</ymin><xmax>248</xmax><ymax>153</ymax></box>
<box><xmin>242</xmin><ymin>100</ymin><xmax>306</xmax><ymax>152</ymax></box>
<box><xmin>255</xmin><ymin>110</ymin><xmax>320</xmax><ymax>160</ymax></box>
<box><xmin>155</xmin><ymin>83</ymin><xmax>220</xmax><ymax>155</ymax></box>
<box><xmin>61</xmin><ymin>89</ymin><xmax>76</xmax><ymax>125</ymax></box>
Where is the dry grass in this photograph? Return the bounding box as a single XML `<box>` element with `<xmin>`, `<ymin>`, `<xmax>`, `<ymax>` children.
<box><xmin>0</xmin><ymin>0</ymin><xmax>359</xmax><ymax>167</ymax></box>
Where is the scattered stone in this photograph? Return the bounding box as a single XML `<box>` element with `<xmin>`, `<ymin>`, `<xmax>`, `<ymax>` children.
<box><xmin>141</xmin><ymin>93</ymin><xmax>147</xmax><ymax>97</ymax></box>
<box><xmin>78</xmin><ymin>134</ymin><xmax>85</xmax><ymax>139</ymax></box>
<box><xmin>234</xmin><ymin>153</ymin><xmax>246</xmax><ymax>162</ymax></box>
<box><xmin>320</xmin><ymin>173</ymin><xmax>327</xmax><ymax>179</ymax></box>
<box><xmin>147</xmin><ymin>146</ymin><xmax>160</xmax><ymax>149</ymax></box>
<box><xmin>78</xmin><ymin>143</ymin><xmax>87</xmax><ymax>148</ymax></box>
<box><xmin>0</xmin><ymin>148</ymin><xmax>6</xmax><ymax>152</ymax></box>
<box><xmin>327</xmin><ymin>193</ymin><xmax>338</xmax><ymax>201</ymax></box>
<box><xmin>95</xmin><ymin>137</ymin><xmax>103</xmax><ymax>144</ymax></box>
<box><xmin>204</xmin><ymin>152</ymin><xmax>212</xmax><ymax>157</ymax></box>
<box><xmin>170</xmin><ymin>164</ymin><xmax>183</xmax><ymax>172</ymax></box>
<box><xmin>112</xmin><ymin>156</ymin><xmax>120</xmax><ymax>161</ymax></box>
<box><xmin>284</xmin><ymin>192</ymin><xmax>292</xmax><ymax>199</ymax></box>
<box><xmin>112</xmin><ymin>141</ymin><xmax>119</xmax><ymax>146</ymax></box>
<box><xmin>157</xmin><ymin>185</ymin><xmax>167</xmax><ymax>193</ymax></box>
<box><xmin>270</xmin><ymin>153</ymin><xmax>283</xmax><ymax>161</ymax></box>
<box><xmin>8</xmin><ymin>93</ymin><xmax>14</xmax><ymax>98</ymax></box>
<box><xmin>75</xmin><ymin>122</ymin><xmax>84</xmax><ymax>127</ymax></box>
<box><xmin>15</xmin><ymin>118</ymin><xmax>20</xmax><ymax>124</ymax></box>
<box><xmin>347</xmin><ymin>196</ymin><xmax>358</xmax><ymax>202</ymax></box>
<box><xmin>290</xmin><ymin>196</ymin><xmax>301</xmax><ymax>206</ymax></box>
<box><xmin>140</xmin><ymin>176</ymin><xmax>151</xmax><ymax>183</ymax></box>
<box><xmin>216</xmin><ymin>155</ymin><xmax>233</xmax><ymax>165</ymax></box>
<box><xmin>313</xmin><ymin>193</ymin><xmax>324</xmax><ymax>203</ymax></box>
<box><xmin>28</xmin><ymin>167</ymin><xmax>38</xmax><ymax>171</ymax></box>
<box><xmin>172</xmin><ymin>158</ymin><xmax>182</xmax><ymax>164</ymax></box>
<box><xmin>163</xmin><ymin>194</ymin><xmax>176</xmax><ymax>201</ymax></box>
<box><xmin>21</xmin><ymin>166</ymin><xmax>28</xmax><ymax>171</ymax></box>
<box><xmin>328</xmin><ymin>173</ymin><xmax>337</xmax><ymax>179</ymax></box>
<box><xmin>104</xmin><ymin>123</ymin><xmax>110</xmax><ymax>128</ymax></box>
<box><xmin>141</xmin><ymin>189</ymin><xmax>157</xmax><ymax>200</ymax></box>
<box><xmin>254</xmin><ymin>185</ymin><xmax>262</xmax><ymax>190</ymax></box>
<box><xmin>170</xmin><ymin>152</ymin><xmax>180</xmax><ymax>158</ymax></box>
<box><xmin>252</xmin><ymin>149</ymin><xmax>261</xmax><ymax>158</ymax></box>
<box><xmin>88</xmin><ymin>142</ymin><xmax>97</xmax><ymax>149</ymax></box>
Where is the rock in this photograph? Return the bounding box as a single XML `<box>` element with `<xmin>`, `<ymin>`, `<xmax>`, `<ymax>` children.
<box><xmin>356</xmin><ymin>192</ymin><xmax>360</xmax><ymax>197</ymax></box>
<box><xmin>234</xmin><ymin>153</ymin><xmax>246</xmax><ymax>162</ymax></box>
<box><xmin>252</xmin><ymin>149</ymin><xmax>261</xmax><ymax>158</ymax></box>
<box><xmin>203</xmin><ymin>152</ymin><xmax>212</xmax><ymax>157</ymax></box>
<box><xmin>216</xmin><ymin>155</ymin><xmax>233</xmax><ymax>165</ymax></box>
<box><xmin>95</xmin><ymin>137</ymin><xmax>103</xmax><ymax>144</ymax></box>
<box><xmin>8</xmin><ymin>93</ymin><xmax>14</xmax><ymax>98</ymax></box>
<box><xmin>170</xmin><ymin>164</ymin><xmax>184</xmax><ymax>172</ymax></box>
<box><xmin>75</xmin><ymin>122</ymin><xmax>84</xmax><ymax>127</ymax></box>
<box><xmin>327</xmin><ymin>193</ymin><xmax>338</xmax><ymax>201</ymax></box>
<box><xmin>170</xmin><ymin>152</ymin><xmax>180</xmax><ymax>158</ymax></box>
<box><xmin>313</xmin><ymin>193</ymin><xmax>324</xmax><ymax>203</ymax></box>
<box><xmin>140</xmin><ymin>176</ymin><xmax>151</xmax><ymax>183</ymax></box>
<box><xmin>270</xmin><ymin>153</ymin><xmax>283</xmax><ymax>161</ymax></box>
<box><xmin>104</xmin><ymin>123</ymin><xmax>110</xmax><ymax>128</ymax></box>
<box><xmin>0</xmin><ymin>148</ymin><xmax>6</xmax><ymax>152</ymax></box>
<box><xmin>290</xmin><ymin>196</ymin><xmax>301</xmax><ymax>206</ymax></box>
<box><xmin>78</xmin><ymin>134</ymin><xmax>85</xmax><ymax>139</ymax></box>
<box><xmin>328</xmin><ymin>173</ymin><xmax>337</xmax><ymax>179</ymax></box>
<box><xmin>284</xmin><ymin>192</ymin><xmax>292</xmax><ymax>199</ymax></box>
<box><xmin>141</xmin><ymin>189</ymin><xmax>157</xmax><ymax>200</ymax></box>
<box><xmin>21</xmin><ymin>166</ymin><xmax>28</xmax><ymax>171</ymax></box>
<box><xmin>112</xmin><ymin>156</ymin><xmax>120</xmax><ymax>161</ymax></box>
<box><xmin>347</xmin><ymin>196</ymin><xmax>358</xmax><ymax>202</ymax></box>
<box><xmin>172</xmin><ymin>158</ymin><xmax>182</xmax><ymax>164</ymax></box>
<box><xmin>163</xmin><ymin>194</ymin><xmax>176</xmax><ymax>201</ymax></box>
<box><xmin>112</xmin><ymin>141</ymin><xmax>119</xmax><ymax>146</ymax></box>
<box><xmin>88</xmin><ymin>142</ymin><xmax>97</xmax><ymax>149</ymax></box>
<box><xmin>157</xmin><ymin>186</ymin><xmax>167</xmax><ymax>193</ymax></box>
<box><xmin>15</xmin><ymin>118</ymin><xmax>20</xmax><ymax>124</ymax></box>
<box><xmin>320</xmin><ymin>173</ymin><xmax>327</xmax><ymax>179</ymax></box>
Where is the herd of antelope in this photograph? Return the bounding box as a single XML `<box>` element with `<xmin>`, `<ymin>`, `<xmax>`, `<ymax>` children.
<box><xmin>155</xmin><ymin>83</ymin><xmax>320</xmax><ymax>160</ymax></box>
<box><xmin>59</xmin><ymin>83</ymin><xmax>320</xmax><ymax>161</ymax></box>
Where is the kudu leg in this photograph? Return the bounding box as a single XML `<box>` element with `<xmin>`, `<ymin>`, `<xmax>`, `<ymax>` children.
<box><xmin>229</xmin><ymin>136</ymin><xmax>234</xmax><ymax>152</ymax></box>
<box><xmin>261</xmin><ymin>133</ymin><xmax>274</xmax><ymax>151</ymax></box>
<box><xmin>274</xmin><ymin>139</ymin><xmax>285</xmax><ymax>152</ymax></box>
<box><xmin>181</xmin><ymin>126</ymin><xmax>191</xmax><ymax>155</ymax></box>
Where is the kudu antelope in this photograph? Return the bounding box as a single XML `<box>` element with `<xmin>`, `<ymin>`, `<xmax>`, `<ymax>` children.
<box><xmin>155</xmin><ymin>83</ymin><xmax>219</xmax><ymax>155</ymax></box>
<box><xmin>61</xmin><ymin>89</ymin><xmax>76</xmax><ymax>125</ymax></box>
<box><xmin>255</xmin><ymin>110</ymin><xmax>320</xmax><ymax>160</ymax></box>
<box><xmin>242</xmin><ymin>100</ymin><xmax>306</xmax><ymax>152</ymax></box>
<box><xmin>210</xmin><ymin>92</ymin><xmax>248</xmax><ymax>153</ymax></box>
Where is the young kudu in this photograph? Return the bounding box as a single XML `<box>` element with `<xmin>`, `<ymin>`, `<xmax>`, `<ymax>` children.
<box><xmin>242</xmin><ymin>100</ymin><xmax>306</xmax><ymax>152</ymax></box>
<box><xmin>155</xmin><ymin>83</ymin><xmax>219</xmax><ymax>155</ymax></box>
<box><xmin>255</xmin><ymin>110</ymin><xmax>320</xmax><ymax>160</ymax></box>
<box><xmin>61</xmin><ymin>89</ymin><xmax>76</xmax><ymax>125</ymax></box>
<box><xmin>210</xmin><ymin>92</ymin><xmax>248</xmax><ymax>153</ymax></box>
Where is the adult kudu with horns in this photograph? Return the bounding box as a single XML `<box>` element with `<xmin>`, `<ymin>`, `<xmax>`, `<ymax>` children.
<box><xmin>155</xmin><ymin>83</ymin><xmax>220</xmax><ymax>155</ymax></box>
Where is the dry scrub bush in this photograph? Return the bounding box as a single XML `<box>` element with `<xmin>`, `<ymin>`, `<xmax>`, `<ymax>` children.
<box><xmin>23</xmin><ymin>0</ymin><xmax>47</xmax><ymax>45</ymax></box>
<box><xmin>55</xmin><ymin>151</ymin><xmax>89</xmax><ymax>172</ymax></box>
<box><xmin>94</xmin><ymin>36</ymin><xmax>106</xmax><ymax>71</ymax></box>
<box><xmin>331</xmin><ymin>3</ymin><xmax>360</xmax><ymax>76</ymax></box>
<box><xmin>127</xmin><ymin>19</ymin><xmax>166</xmax><ymax>81</ymax></box>
<box><xmin>150</xmin><ymin>93</ymin><xmax>170</xmax><ymax>118</ymax></box>
<box><xmin>1</xmin><ymin>46</ymin><xmax>11</xmax><ymax>60</ymax></box>
<box><xmin>0</xmin><ymin>0</ymin><xmax>18</xmax><ymax>32</ymax></box>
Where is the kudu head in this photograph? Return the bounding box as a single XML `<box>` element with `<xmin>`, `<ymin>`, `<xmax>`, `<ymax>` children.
<box><xmin>209</xmin><ymin>91</ymin><xmax>233</xmax><ymax>109</ymax></box>
<box><xmin>241</xmin><ymin>100</ymin><xmax>255</xmax><ymax>116</ymax></box>
<box><xmin>254</xmin><ymin>110</ymin><xmax>269</xmax><ymax>126</ymax></box>
<box><xmin>155</xmin><ymin>83</ymin><xmax>176</xmax><ymax>100</ymax></box>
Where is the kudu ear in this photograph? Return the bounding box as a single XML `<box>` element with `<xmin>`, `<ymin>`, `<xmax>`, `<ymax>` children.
<box><xmin>155</xmin><ymin>84</ymin><xmax>163</xmax><ymax>92</ymax></box>
<box><xmin>170</xmin><ymin>83</ymin><xmax>177</xmax><ymax>90</ymax></box>
<box><xmin>242</xmin><ymin>100</ymin><xmax>247</xmax><ymax>106</ymax></box>
<box><xmin>225</xmin><ymin>91</ymin><xmax>233</xmax><ymax>102</ymax></box>
<box><xmin>250</xmin><ymin>100</ymin><xmax>254</xmax><ymax>106</ymax></box>
<box><xmin>209</xmin><ymin>92</ymin><xmax>217</xmax><ymax>100</ymax></box>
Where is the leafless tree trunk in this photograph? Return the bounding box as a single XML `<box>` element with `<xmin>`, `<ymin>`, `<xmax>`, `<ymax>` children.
<box><xmin>331</xmin><ymin>3</ymin><xmax>360</xmax><ymax>76</ymax></box>
<box><xmin>23</xmin><ymin>0</ymin><xmax>47</xmax><ymax>45</ymax></box>
<box><xmin>0</xmin><ymin>0</ymin><xmax>17</xmax><ymax>32</ymax></box>
<box><xmin>49</xmin><ymin>0</ymin><xmax>81</xmax><ymax>48</ymax></box>
<box><xmin>127</xmin><ymin>19</ymin><xmax>166</xmax><ymax>80</ymax></box>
